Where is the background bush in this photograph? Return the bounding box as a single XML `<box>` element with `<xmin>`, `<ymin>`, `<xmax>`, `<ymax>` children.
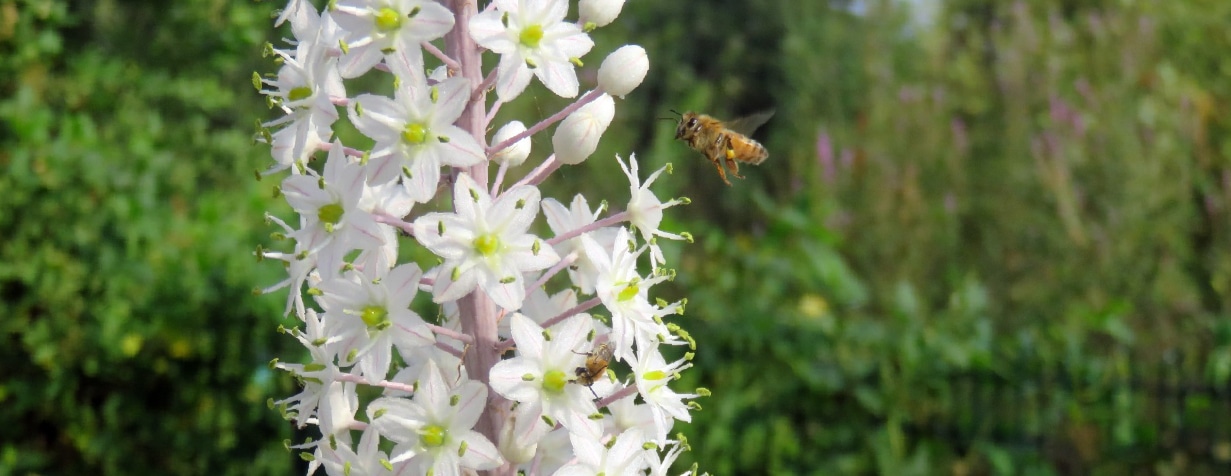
<box><xmin>3</xmin><ymin>0</ymin><xmax>1229</xmax><ymax>475</ymax></box>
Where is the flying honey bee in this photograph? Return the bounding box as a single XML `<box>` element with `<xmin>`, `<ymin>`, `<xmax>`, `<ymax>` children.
<box><xmin>673</xmin><ymin>109</ymin><xmax>774</xmax><ymax>185</ymax></box>
<box><xmin>573</xmin><ymin>342</ymin><xmax>614</xmax><ymax>400</ymax></box>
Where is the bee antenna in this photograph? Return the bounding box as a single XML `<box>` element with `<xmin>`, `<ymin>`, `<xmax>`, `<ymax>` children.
<box><xmin>669</xmin><ymin>109</ymin><xmax>683</xmax><ymax>116</ymax></box>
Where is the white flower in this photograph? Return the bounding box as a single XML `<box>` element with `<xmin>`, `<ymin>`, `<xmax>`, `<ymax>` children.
<box><xmin>469</xmin><ymin>0</ymin><xmax>594</xmax><ymax>100</ymax></box>
<box><xmin>552</xmin><ymin>428</ymin><xmax>650</xmax><ymax>476</ymax></box>
<box><xmin>604</xmin><ymin>388</ymin><xmax>662</xmax><ymax>438</ymax></box>
<box><xmin>542</xmin><ymin>194</ymin><xmax>619</xmax><ymax>294</ymax></box>
<box><xmin>281</xmin><ymin>140</ymin><xmax>386</xmax><ymax>274</ymax></box>
<box><xmin>646</xmin><ymin>438</ymin><xmax>689</xmax><ymax>476</ymax></box>
<box><xmin>412</xmin><ymin>174</ymin><xmax>559</xmax><ymax>311</ymax></box>
<box><xmin>552</xmin><ymin>93</ymin><xmax>614</xmax><ymax>165</ymax></box>
<box><xmin>259</xmin><ymin>214</ymin><xmax>320</xmax><ymax>317</ymax></box>
<box><xmin>367</xmin><ymin>361</ymin><xmax>503</xmax><ymax>473</ymax></box>
<box><xmin>582</xmin><ymin>227</ymin><xmax>673</xmax><ymax>363</ymax></box>
<box><xmin>317</xmin><ymin>263</ymin><xmax>435</xmax><ymax>382</ymax></box>
<box><xmin>578</xmin><ymin>0</ymin><xmax>625</xmax><ymax>28</ymax></box>
<box><xmin>631</xmin><ymin>343</ymin><xmax>697</xmax><ymax>443</ymax></box>
<box><xmin>273</xmin><ymin>309</ymin><xmax>342</xmax><ymax>427</ymax></box>
<box><xmin>491</xmin><ymin>120</ymin><xmax>532</xmax><ymax>166</ymax></box>
<box><xmin>350</xmin><ymin>75</ymin><xmax>485</xmax><ymax>202</ymax></box>
<box><xmin>618</xmin><ymin>153</ymin><xmax>686</xmax><ymax>266</ymax></box>
<box><xmin>598</xmin><ymin>45</ymin><xmax>648</xmax><ymax>98</ymax></box>
<box><xmin>314</xmin><ymin>426</ymin><xmax>392</xmax><ymax>476</ymax></box>
<box><xmin>489</xmin><ymin>314</ymin><xmax>603</xmax><ymax>441</ymax></box>
<box><xmin>507</xmin><ymin>287</ymin><xmax>586</xmax><ymax>337</ymax></box>
<box><xmin>333</xmin><ymin>0</ymin><xmax>455</xmax><ymax>78</ymax></box>
<box><xmin>260</xmin><ymin>22</ymin><xmax>344</xmax><ymax>172</ymax></box>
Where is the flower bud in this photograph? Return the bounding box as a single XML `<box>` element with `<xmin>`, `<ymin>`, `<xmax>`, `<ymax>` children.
<box><xmin>491</xmin><ymin>121</ymin><xmax>531</xmax><ymax>166</ymax></box>
<box><xmin>598</xmin><ymin>45</ymin><xmax>648</xmax><ymax>99</ymax></box>
<box><xmin>552</xmin><ymin>93</ymin><xmax>615</xmax><ymax>165</ymax></box>
<box><xmin>579</xmin><ymin>0</ymin><xmax>625</xmax><ymax>28</ymax></box>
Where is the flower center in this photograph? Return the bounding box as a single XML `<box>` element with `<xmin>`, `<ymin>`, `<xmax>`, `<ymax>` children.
<box><xmin>519</xmin><ymin>24</ymin><xmax>544</xmax><ymax>49</ymax></box>
<box><xmin>617</xmin><ymin>283</ymin><xmax>639</xmax><ymax>302</ymax></box>
<box><xmin>642</xmin><ymin>369</ymin><xmax>667</xmax><ymax>381</ymax></box>
<box><xmin>402</xmin><ymin>122</ymin><xmax>429</xmax><ymax>145</ymax></box>
<box><xmin>375</xmin><ymin>7</ymin><xmax>403</xmax><ymax>33</ymax></box>
<box><xmin>543</xmin><ymin>369</ymin><xmax>568</xmax><ymax>394</ymax></box>
<box><xmin>360</xmin><ymin>305</ymin><xmax>388</xmax><ymax>328</ymax></box>
<box><xmin>473</xmin><ymin>233</ymin><xmax>501</xmax><ymax>257</ymax></box>
<box><xmin>287</xmin><ymin>86</ymin><xmax>312</xmax><ymax>102</ymax></box>
<box><xmin>318</xmin><ymin>203</ymin><xmax>343</xmax><ymax>225</ymax></box>
<box><xmin>419</xmin><ymin>424</ymin><xmax>447</xmax><ymax>448</ymax></box>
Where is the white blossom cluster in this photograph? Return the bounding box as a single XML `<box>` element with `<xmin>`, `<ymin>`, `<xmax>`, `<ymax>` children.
<box><xmin>255</xmin><ymin>1</ymin><xmax>706</xmax><ymax>474</ymax></box>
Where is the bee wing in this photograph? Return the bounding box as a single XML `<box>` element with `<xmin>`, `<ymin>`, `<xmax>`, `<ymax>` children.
<box><xmin>725</xmin><ymin>109</ymin><xmax>775</xmax><ymax>136</ymax></box>
<box><xmin>594</xmin><ymin>343</ymin><xmax>614</xmax><ymax>362</ymax></box>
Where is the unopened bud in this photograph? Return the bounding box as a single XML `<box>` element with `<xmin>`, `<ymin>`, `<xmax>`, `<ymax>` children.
<box><xmin>598</xmin><ymin>45</ymin><xmax>648</xmax><ymax>99</ymax></box>
<box><xmin>492</xmin><ymin>121</ymin><xmax>531</xmax><ymax>166</ymax></box>
<box><xmin>579</xmin><ymin>0</ymin><xmax>625</xmax><ymax>28</ymax></box>
<box><xmin>552</xmin><ymin>93</ymin><xmax>615</xmax><ymax>165</ymax></box>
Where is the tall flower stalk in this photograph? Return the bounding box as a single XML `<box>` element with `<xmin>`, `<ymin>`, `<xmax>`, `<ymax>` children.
<box><xmin>258</xmin><ymin>1</ymin><xmax>706</xmax><ymax>474</ymax></box>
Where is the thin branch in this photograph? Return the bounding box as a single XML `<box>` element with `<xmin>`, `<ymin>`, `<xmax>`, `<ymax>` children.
<box><xmin>484</xmin><ymin>98</ymin><xmax>504</xmax><ymax>129</ymax></box>
<box><xmin>545</xmin><ymin>211</ymin><xmax>631</xmax><ymax>246</ymax></box>
<box><xmin>322</xmin><ymin>141</ymin><xmax>368</xmax><ymax>160</ymax></box>
<box><xmin>523</xmin><ymin>155</ymin><xmax>565</xmax><ymax>188</ymax></box>
<box><xmin>524</xmin><ymin>251</ymin><xmax>578</xmax><ymax>295</ymax></box>
<box><xmin>596</xmin><ymin>384</ymin><xmax>639</xmax><ymax>409</ymax></box>
<box><xmin>435</xmin><ymin>340</ymin><xmax>465</xmax><ymax>359</ymax></box>
<box><xmin>508</xmin><ymin>154</ymin><xmax>558</xmax><ymax>191</ymax></box>
<box><xmin>489</xmin><ymin>156</ymin><xmax>511</xmax><ymax>196</ymax></box>
<box><xmin>486</xmin><ymin>89</ymin><xmax>604</xmax><ymax>158</ymax></box>
<box><xmin>539</xmin><ymin>296</ymin><xmax>603</xmax><ymax>329</ymax></box>
<box><xmin>472</xmin><ymin>67</ymin><xmax>499</xmax><ymax>102</ymax></box>
<box><xmin>373</xmin><ymin>212</ymin><xmax>415</xmax><ymax>236</ymax></box>
<box><xmin>421</xmin><ymin>40</ymin><xmax>462</xmax><ymax>72</ymax></box>
<box><xmin>495</xmin><ymin>337</ymin><xmax>515</xmax><ymax>354</ymax></box>
<box><xmin>427</xmin><ymin>324</ymin><xmax>474</xmax><ymax>345</ymax></box>
<box><xmin>336</xmin><ymin>373</ymin><xmax>417</xmax><ymax>394</ymax></box>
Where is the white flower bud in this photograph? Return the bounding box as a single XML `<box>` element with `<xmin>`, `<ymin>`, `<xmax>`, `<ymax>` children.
<box><xmin>579</xmin><ymin>0</ymin><xmax>625</xmax><ymax>28</ymax></box>
<box><xmin>552</xmin><ymin>93</ymin><xmax>615</xmax><ymax>165</ymax></box>
<box><xmin>598</xmin><ymin>45</ymin><xmax>648</xmax><ymax>99</ymax></box>
<box><xmin>491</xmin><ymin>121</ymin><xmax>531</xmax><ymax>166</ymax></box>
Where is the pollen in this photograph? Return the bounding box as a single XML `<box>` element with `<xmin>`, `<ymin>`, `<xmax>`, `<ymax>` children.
<box><xmin>402</xmin><ymin>123</ymin><xmax>429</xmax><ymax>145</ymax></box>
<box><xmin>318</xmin><ymin>203</ymin><xmax>344</xmax><ymax>226</ymax></box>
<box><xmin>473</xmin><ymin>233</ymin><xmax>501</xmax><ymax>256</ymax></box>
<box><xmin>519</xmin><ymin>24</ymin><xmax>544</xmax><ymax>49</ymax></box>
<box><xmin>419</xmin><ymin>424</ymin><xmax>447</xmax><ymax>448</ymax></box>
<box><xmin>360</xmin><ymin>305</ymin><xmax>388</xmax><ymax>328</ymax></box>
<box><xmin>617</xmin><ymin>282</ymin><xmax>639</xmax><ymax>302</ymax></box>
<box><xmin>542</xmin><ymin>369</ymin><xmax>568</xmax><ymax>393</ymax></box>
<box><xmin>374</xmin><ymin>7</ymin><xmax>403</xmax><ymax>33</ymax></box>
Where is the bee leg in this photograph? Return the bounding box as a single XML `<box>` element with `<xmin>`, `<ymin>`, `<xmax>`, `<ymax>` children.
<box><xmin>712</xmin><ymin>159</ymin><xmax>732</xmax><ymax>186</ymax></box>
<box><xmin>724</xmin><ymin>149</ymin><xmax>745</xmax><ymax>180</ymax></box>
<box><xmin>588</xmin><ymin>386</ymin><xmax>600</xmax><ymax>401</ymax></box>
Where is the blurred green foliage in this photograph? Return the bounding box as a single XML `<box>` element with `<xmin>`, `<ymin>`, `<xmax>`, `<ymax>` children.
<box><xmin>599</xmin><ymin>0</ymin><xmax>1231</xmax><ymax>474</ymax></box>
<box><xmin>4</xmin><ymin>0</ymin><xmax>1231</xmax><ymax>475</ymax></box>
<box><xmin>0</xmin><ymin>0</ymin><xmax>296</xmax><ymax>474</ymax></box>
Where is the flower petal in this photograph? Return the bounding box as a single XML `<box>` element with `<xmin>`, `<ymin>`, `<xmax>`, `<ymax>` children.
<box><xmin>489</xmin><ymin>358</ymin><xmax>542</xmax><ymax>402</ymax></box>
<box><xmin>459</xmin><ymin>430</ymin><xmax>503</xmax><ymax>470</ymax></box>
<box><xmin>368</xmin><ymin>397</ymin><xmax>428</xmax><ymax>443</ymax></box>
<box><xmin>488</xmin><ymin>184</ymin><xmax>541</xmax><ymax>234</ymax></box>
<box><xmin>432</xmin><ymin>262</ymin><xmax>481</xmax><ymax>303</ymax></box>
<box><xmin>496</xmin><ymin>54</ymin><xmax>533</xmax><ymax>101</ymax></box>
<box><xmin>534</xmin><ymin>58</ymin><xmax>579</xmax><ymax>98</ymax></box>
<box><xmin>384</xmin><ymin>263</ymin><xmax>424</xmax><ymax>308</ymax></box>
<box><xmin>509</xmin><ymin>313</ymin><xmax>545</xmax><ymax>363</ymax></box>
